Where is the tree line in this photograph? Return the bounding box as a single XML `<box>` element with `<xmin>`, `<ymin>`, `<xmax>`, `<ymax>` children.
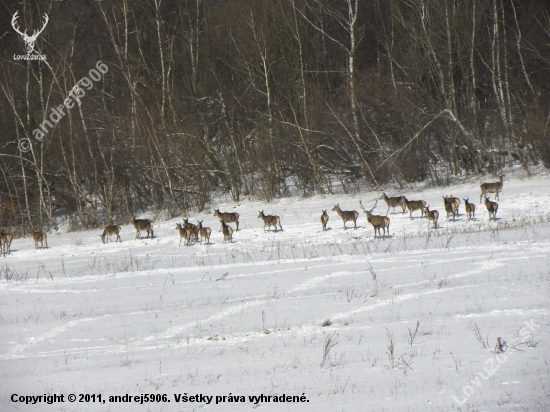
<box><xmin>0</xmin><ymin>0</ymin><xmax>548</xmax><ymax>232</ymax></box>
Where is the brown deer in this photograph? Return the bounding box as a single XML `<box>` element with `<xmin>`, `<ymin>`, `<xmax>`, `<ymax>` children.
<box><xmin>360</xmin><ymin>200</ymin><xmax>390</xmax><ymax>238</ymax></box>
<box><xmin>100</xmin><ymin>225</ymin><xmax>121</xmax><ymax>243</ymax></box>
<box><xmin>130</xmin><ymin>215</ymin><xmax>154</xmax><ymax>239</ymax></box>
<box><xmin>214</xmin><ymin>209</ymin><xmax>240</xmax><ymax>231</ymax></box>
<box><xmin>220</xmin><ymin>219</ymin><xmax>233</xmax><ymax>243</ymax></box>
<box><xmin>402</xmin><ymin>197</ymin><xmax>426</xmax><ymax>220</ymax></box>
<box><xmin>32</xmin><ymin>231</ymin><xmax>48</xmax><ymax>249</ymax></box>
<box><xmin>257</xmin><ymin>211</ymin><xmax>283</xmax><ymax>232</ymax></box>
<box><xmin>320</xmin><ymin>210</ymin><xmax>329</xmax><ymax>231</ymax></box>
<box><xmin>443</xmin><ymin>195</ymin><xmax>461</xmax><ymax>215</ymax></box>
<box><xmin>463</xmin><ymin>198</ymin><xmax>476</xmax><ymax>221</ymax></box>
<box><xmin>197</xmin><ymin>220</ymin><xmax>211</xmax><ymax>245</ymax></box>
<box><xmin>379</xmin><ymin>193</ymin><xmax>406</xmax><ymax>215</ymax></box>
<box><xmin>443</xmin><ymin>196</ymin><xmax>458</xmax><ymax>222</ymax></box>
<box><xmin>332</xmin><ymin>204</ymin><xmax>359</xmax><ymax>230</ymax></box>
<box><xmin>423</xmin><ymin>206</ymin><xmax>439</xmax><ymax>229</ymax></box>
<box><xmin>175</xmin><ymin>223</ymin><xmax>191</xmax><ymax>246</ymax></box>
<box><xmin>1</xmin><ymin>233</ymin><xmax>13</xmax><ymax>256</ymax></box>
<box><xmin>484</xmin><ymin>196</ymin><xmax>499</xmax><ymax>221</ymax></box>
<box><xmin>480</xmin><ymin>175</ymin><xmax>504</xmax><ymax>203</ymax></box>
<box><xmin>182</xmin><ymin>218</ymin><xmax>199</xmax><ymax>241</ymax></box>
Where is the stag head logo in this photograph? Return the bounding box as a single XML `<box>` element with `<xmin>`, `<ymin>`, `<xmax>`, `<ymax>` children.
<box><xmin>11</xmin><ymin>11</ymin><xmax>49</xmax><ymax>55</ymax></box>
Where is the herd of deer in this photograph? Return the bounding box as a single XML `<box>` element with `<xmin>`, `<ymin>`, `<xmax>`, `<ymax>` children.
<box><xmin>325</xmin><ymin>175</ymin><xmax>503</xmax><ymax>236</ymax></box>
<box><xmin>0</xmin><ymin>176</ymin><xmax>505</xmax><ymax>255</ymax></box>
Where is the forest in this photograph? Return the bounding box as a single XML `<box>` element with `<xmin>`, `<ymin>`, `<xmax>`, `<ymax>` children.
<box><xmin>0</xmin><ymin>0</ymin><xmax>548</xmax><ymax>232</ymax></box>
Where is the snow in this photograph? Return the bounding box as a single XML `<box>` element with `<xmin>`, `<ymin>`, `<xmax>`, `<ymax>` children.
<box><xmin>1</xmin><ymin>168</ymin><xmax>549</xmax><ymax>411</ymax></box>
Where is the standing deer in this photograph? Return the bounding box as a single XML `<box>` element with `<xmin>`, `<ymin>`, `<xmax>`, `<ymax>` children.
<box><xmin>423</xmin><ymin>206</ymin><xmax>439</xmax><ymax>229</ymax></box>
<box><xmin>484</xmin><ymin>196</ymin><xmax>499</xmax><ymax>220</ymax></box>
<box><xmin>443</xmin><ymin>196</ymin><xmax>458</xmax><ymax>222</ymax></box>
<box><xmin>379</xmin><ymin>193</ymin><xmax>406</xmax><ymax>214</ymax></box>
<box><xmin>1</xmin><ymin>233</ymin><xmax>13</xmax><ymax>256</ymax></box>
<box><xmin>320</xmin><ymin>210</ymin><xmax>329</xmax><ymax>231</ymax></box>
<box><xmin>214</xmin><ymin>209</ymin><xmax>240</xmax><ymax>231</ymax></box>
<box><xmin>100</xmin><ymin>225</ymin><xmax>121</xmax><ymax>244</ymax></box>
<box><xmin>402</xmin><ymin>197</ymin><xmax>426</xmax><ymax>220</ymax></box>
<box><xmin>360</xmin><ymin>200</ymin><xmax>390</xmax><ymax>238</ymax></box>
<box><xmin>32</xmin><ymin>231</ymin><xmax>48</xmax><ymax>249</ymax></box>
<box><xmin>175</xmin><ymin>223</ymin><xmax>191</xmax><ymax>246</ymax></box>
<box><xmin>130</xmin><ymin>215</ymin><xmax>154</xmax><ymax>239</ymax></box>
<box><xmin>480</xmin><ymin>175</ymin><xmax>504</xmax><ymax>203</ymax></box>
<box><xmin>182</xmin><ymin>218</ymin><xmax>199</xmax><ymax>241</ymax></box>
<box><xmin>257</xmin><ymin>211</ymin><xmax>283</xmax><ymax>232</ymax></box>
<box><xmin>197</xmin><ymin>220</ymin><xmax>211</xmax><ymax>245</ymax></box>
<box><xmin>220</xmin><ymin>220</ymin><xmax>233</xmax><ymax>243</ymax></box>
<box><xmin>443</xmin><ymin>195</ymin><xmax>461</xmax><ymax>215</ymax></box>
<box><xmin>332</xmin><ymin>204</ymin><xmax>359</xmax><ymax>230</ymax></box>
<box><xmin>463</xmin><ymin>198</ymin><xmax>476</xmax><ymax>221</ymax></box>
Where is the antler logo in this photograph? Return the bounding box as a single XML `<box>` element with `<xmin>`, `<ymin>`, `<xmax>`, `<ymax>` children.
<box><xmin>11</xmin><ymin>11</ymin><xmax>49</xmax><ymax>55</ymax></box>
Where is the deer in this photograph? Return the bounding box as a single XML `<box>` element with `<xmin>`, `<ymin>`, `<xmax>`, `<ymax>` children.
<box><xmin>1</xmin><ymin>233</ymin><xmax>13</xmax><ymax>256</ymax></box>
<box><xmin>197</xmin><ymin>220</ymin><xmax>211</xmax><ymax>245</ymax></box>
<box><xmin>214</xmin><ymin>209</ymin><xmax>239</xmax><ymax>231</ymax></box>
<box><xmin>320</xmin><ymin>210</ymin><xmax>329</xmax><ymax>231</ymax></box>
<box><xmin>480</xmin><ymin>175</ymin><xmax>504</xmax><ymax>203</ymax></box>
<box><xmin>130</xmin><ymin>215</ymin><xmax>154</xmax><ymax>239</ymax></box>
<box><xmin>11</xmin><ymin>11</ymin><xmax>49</xmax><ymax>55</ymax></box>
<box><xmin>331</xmin><ymin>204</ymin><xmax>359</xmax><ymax>230</ymax></box>
<box><xmin>257</xmin><ymin>211</ymin><xmax>283</xmax><ymax>232</ymax></box>
<box><xmin>220</xmin><ymin>219</ymin><xmax>233</xmax><ymax>243</ymax></box>
<box><xmin>379</xmin><ymin>193</ymin><xmax>406</xmax><ymax>215</ymax></box>
<box><xmin>360</xmin><ymin>200</ymin><xmax>390</xmax><ymax>238</ymax></box>
<box><xmin>423</xmin><ymin>206</ymin><xmax>439</xmax><ymax>229</ymax></box>
<box><xmin>100</xmin><ymin>225</ymin><xmax>121</xmax><ymax>244</ymax></box>
<box><xmin>443</xmin><ymin>196</ymin><xmax>458</xmax><ymax>222</ymax></box>
<box><xmin>463</xmin><ymin>198</ymin><xmax>476</xmax><ymax>221</ymax></box>
<box><xmin>182</xmin><ymin>218</ymin><xmax>199</xmax><ymax>241</ymax></box>
<box><xmin>402</xmin><ymin>196</ymin><xmax>426</xmax><ymax>220</ymax></box>
<box><xmin>32</xmin><ymin>231</ymin><xmax>48</xmax><ymax>249</ymax></box>
<box><xmin>484</xmin><ymin>196</ymin><xmax>499</xmax><ymax>221</ymax></box>
<box><xmin>175</xmin><ymin>223</ymin><xmax>191</xmax><ymax>246</ymax></box>
<box><xmin>443</xmin><ymin>195</ymin><xmax>461</xmax><ymax>215</ymax></box>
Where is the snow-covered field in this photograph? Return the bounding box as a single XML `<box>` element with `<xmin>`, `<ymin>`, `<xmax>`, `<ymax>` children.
<box><xmin>1</xmin><ymin>168</ymin><xmax>549</xmax><ymax>411</ymax></box>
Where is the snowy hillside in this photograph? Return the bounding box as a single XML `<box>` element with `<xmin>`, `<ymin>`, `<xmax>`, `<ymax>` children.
<box><xmin>1</xmin><ymin>169</ymin><xmax>549</xmax><ymax>411</ymax></box>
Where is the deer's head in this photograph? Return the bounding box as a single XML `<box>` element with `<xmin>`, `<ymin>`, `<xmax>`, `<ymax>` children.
<box><xmin>12</xmin><ymin>11</ymin><xmax>49</xmax><ymax>54</ymax></box>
